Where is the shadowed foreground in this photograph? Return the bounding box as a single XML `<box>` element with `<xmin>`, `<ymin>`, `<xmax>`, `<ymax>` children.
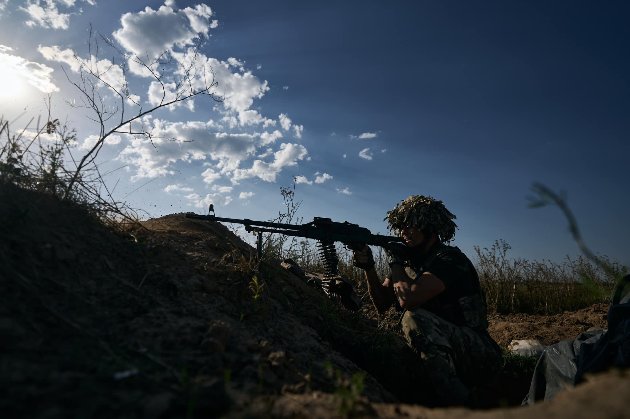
<box><xmin>1</xmin><ymin>183</ymin><xmax>626</xmax><ymax>418</ymax></box>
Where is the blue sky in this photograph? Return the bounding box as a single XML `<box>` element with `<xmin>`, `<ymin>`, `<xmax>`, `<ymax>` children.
<box><xmin>1</xmin><ymin>0</ymin><xmax>628</xmax><ymax>266</ymax></box>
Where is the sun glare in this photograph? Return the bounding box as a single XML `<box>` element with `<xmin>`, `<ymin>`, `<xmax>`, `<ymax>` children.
<box><xmin>0</xmin><ymin>63</ymin><xmax>27</xmax><ymax>99</ymax></box>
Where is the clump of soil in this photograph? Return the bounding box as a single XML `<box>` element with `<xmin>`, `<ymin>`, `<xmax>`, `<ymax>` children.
<box><xmin>1</xmin><ymin>183</ymin><xmax>627</xmax><ymax>418</ymax></box>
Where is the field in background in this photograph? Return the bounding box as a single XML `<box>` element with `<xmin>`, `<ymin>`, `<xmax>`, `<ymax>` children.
<box><xmin>265</xmin><ymin>234</ymin><xmax>625</xmax><ymax>315</ymax></box>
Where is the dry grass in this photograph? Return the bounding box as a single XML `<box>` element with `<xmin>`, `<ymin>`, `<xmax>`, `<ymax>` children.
<box><xmin>475</xmin><ymin>239</ymin><xmax>625</xmax><ymax>314</ymax></box>
<box><xmin>0</xmin><ymin>114</ymin><xmax>139</xmax><ymax>228</ymax></box>
<box><xmin>266</xmin><ymin>234</ymin><xmax>626</xmax><ymax>315</ymax></box>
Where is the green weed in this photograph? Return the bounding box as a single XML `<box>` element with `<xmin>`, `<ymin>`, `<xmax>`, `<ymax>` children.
<box><xmin>324</xmin><ymin>361</ymin><xmax>366</xmax><ymax>417</ymax></box>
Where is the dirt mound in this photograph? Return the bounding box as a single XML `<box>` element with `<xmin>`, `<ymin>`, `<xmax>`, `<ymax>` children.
<box><xmin>1</xmin><ymin>183</ymin><xmax>627</xmax><ymax>418</ymax></box>
<box><xmin>488</xmin><ymin>304</ymin><xmax>609</xmax><ymax>348</ymax></box>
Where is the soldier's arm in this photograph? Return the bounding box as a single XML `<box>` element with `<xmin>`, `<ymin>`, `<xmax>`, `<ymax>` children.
<box><xmin>390</xmin><ymin>265</ymin><xmax>445</xmax><ymax>310</ymax></box>
<box><xmin>364</xmin><ymin>266</ymin><xmax>396</xmax><ymax>314</ymax></box>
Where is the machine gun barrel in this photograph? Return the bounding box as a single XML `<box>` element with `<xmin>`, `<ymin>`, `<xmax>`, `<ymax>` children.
<box><xmin>185</xmin><ymin>212</ymin><xmax>403</xmax><ymax>249</ymax></box>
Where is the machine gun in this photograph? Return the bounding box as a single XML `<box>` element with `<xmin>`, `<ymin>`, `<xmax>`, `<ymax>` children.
<box><xmin>185</xmin><ymin>205</ymin><xmax>406</xmax><ymax>310</ymax></box>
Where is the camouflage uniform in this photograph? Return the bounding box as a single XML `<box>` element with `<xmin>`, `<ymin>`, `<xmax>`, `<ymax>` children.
<box><xmin>400</xmin><ymin>243</ymin><xmax>501</xmax><ymax>406</ymax></box>
<box><xmin>384</xmin><ymin>196</ymin><xmax>501</xmax><ymax>406</ymax></box>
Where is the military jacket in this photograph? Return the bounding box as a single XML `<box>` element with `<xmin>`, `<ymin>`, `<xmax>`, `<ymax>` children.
<box><xmin>407</xmin><ymin>243</ymin><xmax>489</xmax><ymax>331</ymax></box>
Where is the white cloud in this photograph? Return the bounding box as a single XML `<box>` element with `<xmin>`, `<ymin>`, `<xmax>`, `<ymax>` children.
<box><xmin>38</xmin><ymin>45</ymin><xmax>129</xmax><ymax>96</ymax></box>
<box><xmin>201</xmin><ymin>168</ymin><xmax>221</xmax><ymax>185</ymax></box>
<box><xmin>37</xmin><ymin>45</ymin><xmax>80</xmax><ymax>71</ymax></box>
<box><xmin>172</xmin><ymin>49</ymin><xmax>270</xmax><ymax>123</ymax></box>
<box><xmin>278</xmin><ymin>113</ymin><xmax>302</xmax><ymax>138</ymax></box>
<box><xmin>239</xmin><ymin>191</ymin><xmax>254</xmax><ymax>199</ymax></box>
<box><xmin>164</xmin><ymin>184</ymin><xmax>194</xmax><ymax>194</ymax></box>
<box><xmin>117</xmin><ymin>118</ymin><xmax>258</xmax><ymax>180</ymax></box>
<box><xmin>18</xmin><ymin>129</ymin><xmax>67</xmax><ymax>145</ymax></box>
<box><xmin>22</xmin><ymin>3</ymin><xmax>68</xmax><ymax>29</ymax></box>
<box><xmin>294</xmin><ymin>175</ymin><xmax>312</xmax><ymax>185</ymax></box>
<box><xmin>358</xmin><ymin>132</ymin><xmax>377</xmax><ymax>139</ymax></box>
<box><xmin>359</xmin><ymin>148</ymin><xmax>373</xmax><ymax>160</ymax></box>
<box><xmin>116</xmin><ymin>118</ymin><xmax>309</xmax><ymax>186</ymax></box>
<box><xmin>211</xmin><ymin>184</ymin><xmax>233</xmax><ymax>194</ymax></box>
<box><xmin>227</xmin><ymin>57</ymin><xmax>244</xmax><ymax>70</ymax></box>
<box><xmin>0</xmin><ymin>46</ymin><xmax>58</xmax><ymax>94</ymax></box>
<box><xmin>147</xmin><ymin>81</ymin><xmax>180</xmax><ymax>108</ymax></box>
<box><xmin>20</xmin><ymin>0</ymin><xmax>95</xmax><ymax>30</ymax></box>
<box><xmin>113</xmin><ymin>3</ymin><xmax>216</xmax><ymax>62</ymax></box>
<box><xmin>259</xmin><ymin>130</ymin><xmax>283</xmax><ymax>146</ymax></box>
<box><xmin>279</xmin><ymin>113</ymin><xmax>292</xmax><ymax>131</ymax></box>
<box><xmin>314</xmin><ymin>172</ymin><xmax>333</xmax><ymax>184</ymax></box>
<box><xmin>336</xmin><ymin>187</ymin><xmax>352</xmax><ymax>195</ymax></box>
<box><xmin>232</xmin><ymin>143</ymin><xmax>308</xmax><ymax>183</ymax></box>
<box><xmin>272</xmin><ymin>143</ymin><xmax>308</xmax><ymax>169</ymax></box>
<box><xmin>80</xmin><ymin>134</ymin><xmax>122</xmax><ymax>150</ymax></box>
<box><xmin>186</xmin><ymin>192</ymin><xmax>232</xmax><ymax>208</ymax></box>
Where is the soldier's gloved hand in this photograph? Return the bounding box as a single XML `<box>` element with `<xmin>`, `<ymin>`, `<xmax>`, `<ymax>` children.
<box><xmin>352</xmin><ymin>245</ymin><xmax>375</xmax><ymax>270</ymax></box>
<box><xmin>385</xmin><ymin>242</ymin><xmax>407</xmax><ymax>269</ymax></box>
<box><xmin>387</xmin><ymin>252</ymin><xmax>405</xmax><ymax>269</ymax></box>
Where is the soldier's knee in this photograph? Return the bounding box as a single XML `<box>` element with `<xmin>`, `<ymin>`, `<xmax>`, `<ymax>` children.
<box><xmin>401</xmin><ymin>310</ymin><xmax>417</xmax><ymax>339</ymax></box>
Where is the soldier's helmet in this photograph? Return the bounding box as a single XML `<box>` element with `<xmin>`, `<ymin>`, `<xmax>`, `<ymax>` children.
<box><xmin>385</xmin><ymin>195</ymin><xmax>457</xmax><ymax>243</ymax></box>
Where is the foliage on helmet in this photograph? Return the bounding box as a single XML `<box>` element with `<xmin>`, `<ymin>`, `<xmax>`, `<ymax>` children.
<box><xmin>385</xmin><ymin>195</ymin><xmax>458</xmax><ymax>242</ymax></box>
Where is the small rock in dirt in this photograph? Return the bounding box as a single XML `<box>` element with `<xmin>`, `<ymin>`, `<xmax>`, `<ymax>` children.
<box><xmin>508</xmin><ymin>339</ymin><xmax>545</xmax><ymax>357</ymax></box>
<box><xmin>268</xmin><ymin>350</ymin><xmax>287</xmax><ymax>367</ymax></box>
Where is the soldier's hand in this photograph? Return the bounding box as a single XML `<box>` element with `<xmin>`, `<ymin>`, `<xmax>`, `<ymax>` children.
<box><xmin>352</xmin><ymin>245</ymin><xmax>375</xmax><ymax>270</ymax></box>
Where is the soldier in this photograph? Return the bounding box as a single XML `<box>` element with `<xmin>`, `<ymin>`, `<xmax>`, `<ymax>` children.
<box><xmin>352</xmin><ymin>195</ymin><xmax>501</xmax><ymax>406</ymax></box>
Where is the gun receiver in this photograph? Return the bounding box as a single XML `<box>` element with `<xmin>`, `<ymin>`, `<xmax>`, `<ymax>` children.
<box><xmin>185</xmin><ymin>213</ymin><xmax>403</xmax><ymax>251</ymax></box>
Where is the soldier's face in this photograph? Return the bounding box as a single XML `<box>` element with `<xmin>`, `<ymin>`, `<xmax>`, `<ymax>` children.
<box><xmin>400</xmin><ymin>226</ymin><xmax>425</xmax><ymax>247</ymax></box>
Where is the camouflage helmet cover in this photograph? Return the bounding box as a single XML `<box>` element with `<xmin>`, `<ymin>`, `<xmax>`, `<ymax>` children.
<box><xmin>385</xmin><ymin>195</ymin><xmax>458</xmax><ymax>242</ymax></box>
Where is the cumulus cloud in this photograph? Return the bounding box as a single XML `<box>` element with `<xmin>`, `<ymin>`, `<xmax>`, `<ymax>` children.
<box><xmin>211</xmin><ymin>184</ymin><xmax>233</xmax><ymax>194</ymax></box>
<box><xmin>164</xmin><ymin>184</ymin><xmax>194</xmax><ymax>194</ymax></box>
<box><xmin>80</xmin><ymin>134</ymin><xmax>122</xmax><ymax>150</ymax></box>
<box><xmin>186</xmin><ymin>192</ymin><xmax>232</xmax><ymax>208</ymax></box>
<box><xmin>358</xmin><ymin>132</ymin><xmax>377</xmax><ymax>139</ymax></box>
<box><xmin>277</xmin><ymin>113</ymin><xmax>303</xmax><ymax>139</ymax></box>
<box><xmin>111</xmin><ymin>5</ymin><xmax>275</xmax><ymax>123</ymax></box>
<box><xmin>294</xmin><ymin>175</ymin><xmax>312</xmax><ymax>185</ymax></box>
<box><xmin>117</xmin><ymin>118</ymin><xmax>258</xmax><ymax>180</ymax></box>
<box><xmin>37</xmin><ymin>45</ymin><xmax>80</xmax><ymax>71</ymax></box>
<box><xmin>201</xmin><ymin>168</ymin><xmax>221</xmax><ymax>185</ymax></box>
<box><xmin>278</xmin><ymin>113</ymin><xmax>292</xmax><ymax>131</ymax></box>
<box><xmin>359</xmin><ymin>148</ymin><xmax>373</xmax><ymax>160</ymax></box>
<box><xmin>314</xmin><ymin>172</ymin><xmax>333</xmax><ymax>184</ymax></box>
<box><xmin>259</xmin><ymin>130</ymin><xmax>283</xmax><ymax>146</ymax></box>
<box><xmin>171</xmin><ymin>49</ymin><xmax>270</xmax><ymax>123</ymax></box>
<box><xmin>239</xmin><ymin>191</ymin><xmax>254</xmax><ymax>199</ymax></box>
<box><xmin>232</xmin><ymin>143</ymin><xmax>308</xmax><ymax>183</ymax></box>
<box><xmin>38</xmin><ymin>45</ymin><xmax>130</xmax><ymax>97</ymax></box>
<box><xmin>293</xmin><ymin>124</ymin><xmax>304</xmax><ymax>139</ymax></box>
<box><xmin>0</xmin><ymin>45</ymin><xmax>58</xmax><ymax>94</ymax></box>
<box><xmin>113</xmin><ymin>3</ymin><xmax>216</xmax><ymax>62</ymax></box>
<box><xmin>336</xmin><ymin>187</ymin><xmax>352</xmax><ymax>195</ymax></box>
<box><xmin>20</xmin><ymin>0</ymin><xmax>95</xmax><ymax>30</ymax></box>
<box><xmin>115</xmin><ymin>117</ymin><xmax>309</xmax><ymax>186</ymax></box>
